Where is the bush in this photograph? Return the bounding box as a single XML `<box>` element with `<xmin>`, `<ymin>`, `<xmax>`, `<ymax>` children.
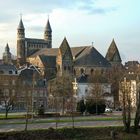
<box><xmin>76</xmin><ymin>99</ymin><xmax>86</xmax><ymax>114</ymax></box>
<box><xmin>86</xmin><ymin>99</ymin><xmax>106</xmax><ymax>114</ymax></box>
<box><xmin>38</xmin><ymin>105</ymin><xmax>45</xmax><ymax>115</ymax></box>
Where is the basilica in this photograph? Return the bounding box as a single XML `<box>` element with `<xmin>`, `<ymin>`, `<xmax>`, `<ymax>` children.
<box><xmin>0</xmin><ymin>17</ymin><xmax>123</xmax><ymax>110</ymax></box>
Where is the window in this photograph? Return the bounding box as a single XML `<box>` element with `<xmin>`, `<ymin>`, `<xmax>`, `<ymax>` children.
<box><xmin>73</xmin><ymin>69</ymin><xmax>76</xmax><ymax>75</ymax></box>
<box><xmin>91</xmin><ymin>69</ymin><xmax>94</xmax><ymax>74</ymax></box>
<box><xmin>12</xmin><ymin>90</ymin><xmax>15</xmax><ymax>96</ymax></box>
<box><xmin>0</xmin><ymin>70</ymin><xmax>4</xmax><ymax>74</ymax></box>
<box><xmin>68</xmin><ymin>66</ymin><xmax>70</xmax><ymax>71</ymax></box>
<box><xmin>12</xmin><ymin>80</ymin><xmax>15</xmax><ymax>85</ymax></box>
<box><xmin>80</xmin><ymin>68</ymin><xmax>84</xmax><ymax>74</ymax></box>
<box><xmin>64</xmin><ymin>66</ymin><xmax>66</xmax><ymax>71</ymax></box>
<box><xmin>9</xmin><ymin>71</ymin><xmax>13</xmax><ymax>74</ymax></box>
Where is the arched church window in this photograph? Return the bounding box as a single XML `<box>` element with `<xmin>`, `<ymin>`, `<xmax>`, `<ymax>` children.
<box><xmin>68</xmin><ymin>66</ymin><xmax>70</xmax><ymax>71</ymax></box>
<box><xmin>101</xmin><ymin>69</ymin><xmax>104</xmax><ymax>74</ymax></box>
<box><xmin>73</xmin><ymin>69</ymin><xmax>76</xmax><ymax>75</ymax></box>
<box><xmin>58</xmin><ymin>65</ymin><xmax>60</xmax><ymax>70</ymax></box>
<box><xmin>64</xmin><ymin>66</ymin><xmax>66</xmax><ymax>71</ymax></box>
<box><xmin>0</xmin><ymin>70</ymin><xmax>4</xmax><ymax>74</ymax></box>
<box><xmin>91</xmin><ymin>69</ymin><xmax>94</xmax><ymax>74</ymax></box>
<box><xmin>80</xmin><ymin>68</ymin><xmax>84</xmax><ymax>74</ymax></box>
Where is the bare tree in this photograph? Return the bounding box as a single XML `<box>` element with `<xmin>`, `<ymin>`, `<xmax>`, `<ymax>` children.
<box><xmin>87</xmin><ymin>71</ymin><xmax>105</xmax><ymax>114</ymax></box>
<box><xmin>0</xmin><ymin>90</ymin><xmax>16</xmax><ymax>119</ymax></box>
<box><xmin>48</xmin><ymin>72</ymin><xmax>74</xmax><ymax>128</ymax></box>
<box><xmin>48</xmin><ymin>72</ymin><xmax>73</xmax><ymax>115</ymax></box>
<box><xmin>107</xmin><ymin>66</ymin><xmax>124</xmax><ymax>108</ymax></box>
<box><xmin>134</xmin><ymin>78</ymin><xmax>140</xmax><ymax>133</ymax></box>
<box><xmin>119</xmin><ymin>77</ymin><xmax>132</xmax><ymax>133</ymax></box>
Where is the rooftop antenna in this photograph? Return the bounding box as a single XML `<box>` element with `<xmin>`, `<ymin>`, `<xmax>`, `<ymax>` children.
<box><xmin>92</xmin><ymin>42</ymin><xmax>94</xmax><ymax>47</ymax></box>
<box><xmin>20</xmin><ymin>13</ymin><xmax>22</xmax><ymax>20</ymax></box>
<box><xmin>48</xmin><ymin>14</ymin><xmax>49</xmax><ymax>20</ymax></box>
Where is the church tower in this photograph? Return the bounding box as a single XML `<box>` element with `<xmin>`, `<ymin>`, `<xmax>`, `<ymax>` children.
<box><xmin>44</xmin><ymin>19</ymin><xmax>52</xmax><ymax>48</ymax></box>
<box><xmin>56</xmin><ymin>37</ymin><xmax>73</xmax><ymax>76</ymax></box>
<box><xmin>106</xmin><ymin>39</ymin><xmax>122</xmax><ymax>66</ymax></box>
<box><xmin>3</xmin><ymin>43</ymin><xmax>12</xmax><ymax>64</ymax></box>
<box><xmin>17</xmin><ymin>17</ymin><xmax>26</xmax><ymax>66</ymax></box>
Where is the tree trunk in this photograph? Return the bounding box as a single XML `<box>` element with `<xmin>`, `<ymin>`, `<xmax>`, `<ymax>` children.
<box><xmin>5</xmin><ymin>107</ymin><xmax>9</xmax><ymax>119</ymax></box>
<box><xmin>134</xmin><ymin>102</ymin><xmax>140</xmax><ymax>133</ymax></box>
<box><xmin>62</xmin><ymin>97</ymin><xmax>65</xmax><ymax>115</ymax></box>
<box><xmin>25</xmin><ymin>113</ymin><xmax>28</xmax><ymax>131</ymax></box>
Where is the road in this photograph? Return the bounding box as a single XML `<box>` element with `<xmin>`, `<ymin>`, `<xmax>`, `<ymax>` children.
<box><xmin>0</xmin><ymin>114</ymin><xmax>124</xmax><ymax>132</ymax></box>
<box><xmin>0</xmin><ymin>120</ymin><xmax>124</xmax><ymax>132</ymax></box>
<box><xmin>0</xmin><ymin>112</ymin><xmax>126</xmax><ymax>132</ymax></box>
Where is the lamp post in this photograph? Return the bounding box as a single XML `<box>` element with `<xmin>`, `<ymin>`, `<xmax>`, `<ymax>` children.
<box><xmin>31</xmin><ymin>70</ymin><xmax>35</xmax><ymax>120</ymax></box>
<box><xmin>72</xmin><ymin>78</ymin><xmax>78</xmax><ymax>110</ymax></box>
<box><xmin>72</xmin><ymin>78</ymin><xmax>78</xmax><ymax>128</ymax></box>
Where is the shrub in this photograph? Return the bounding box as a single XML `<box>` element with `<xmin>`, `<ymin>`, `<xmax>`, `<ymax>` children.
<box><xmin>38</xmin><ymin>105</ymin><xmax>45</xmax><ymax>115</ymax></box>
<box><xmin>86</xmin><ymin>99</ymin><xmax>106</xmax><ymax>114</ymax></box>
<box><xmin>76</xmin><ymin>99</ymin><xmax>86</xmax><ymax>114</ymax></box>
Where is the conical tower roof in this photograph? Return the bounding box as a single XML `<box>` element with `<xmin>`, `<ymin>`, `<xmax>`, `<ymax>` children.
<box><xmin>75</xmin><ymin>46</ymin><xmax>111</xmax><ymax>67</ymax></box>
<box><xmin>5</xmin><ymin>43</ymin><xmax>10</xmax><ymax>52</ymax></box>
<box><xmin>45</xmin><ymin>19</ymin><xmax>52</xmax><ymax>32</ymax></box>
<box><xmin>59</xmin><ymin>37</ymin><xmax>72</xmax><ymax>59</ymax></box>
<box><xmin>18</xmin><ymin>18</ymin><xmax>24</xmax><ymax>29</ymax></box>
<box><xmin>106</xmin><ymin>39</ymin><xmax>122</xmax><ymax>62</ymax></box>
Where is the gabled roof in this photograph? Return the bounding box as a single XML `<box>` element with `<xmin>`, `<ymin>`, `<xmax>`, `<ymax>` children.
<box><xmin>0</xmin><ymin>64</ymin><xmax>17</xmax><ymax>71</ymax></box>
<box><xmin>59</xmin><ymin>37</ymin><xmax>72</xmax><ymax>59</ymax></box>
<box><xmin>29</xmin><ymin>46</ymin><xmax>88</xmax><ymax>58</ymax></box>
<box><xmin>74</xmin><ymin>46</ymin><xmax>111</xmax><ymax>67</ymax></box>
<box><xmin>38</xmin><ymin>55</ymin><xmax>56</xmax><ymax>68</ymax></box>
<box><xmin>71</xmin><ymin>46</ymin><xmax>87</xmax><ymax>58</ymax></box>
<box><xmin>18</xmin><ymin>19</ymin><xmax>24</xmax><ymax>29</ymax></box>
<box><xmin>106</xmin><ymin>39</ymin><xmax>122</xmax><ymax>62</ymax></box>
<box><xmin>29</xmin><ymin>48</ymin><xmax>58</xmax><ymax>57</ymax></box>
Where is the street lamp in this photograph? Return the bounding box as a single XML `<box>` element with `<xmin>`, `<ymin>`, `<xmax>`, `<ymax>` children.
<box><xmin>71</xmin><ymin>78</ymin><xmax>78</xmax><ymax>128</ymax></box>
<box><xmin>72</xmin><ymin>78</ymin><xmax>78</xmax><ymax>110</ymax></box>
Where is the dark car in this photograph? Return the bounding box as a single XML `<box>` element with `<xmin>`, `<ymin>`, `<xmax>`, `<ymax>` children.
<box><xmin>115</xmin><ymin>107</ymin><xmax>122</xmax><ymax>111</ymax></box>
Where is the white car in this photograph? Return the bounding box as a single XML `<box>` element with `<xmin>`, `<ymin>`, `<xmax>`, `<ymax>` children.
<box><xmin>105</xmin><ymin>108</ymin><xmax>113</xmax><ymax>113</ymax></box>
<box><xmin>0</xmin><ymin>105</ymin><xmax>5</xmax><ymax>110</ymax></box>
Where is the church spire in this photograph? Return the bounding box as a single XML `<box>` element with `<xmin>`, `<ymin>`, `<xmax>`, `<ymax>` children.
<box><xmin>17</xmin><ymin>15</ymin><xmax>25</xmax><ymax>39</ymax></box>
<box><xmin>5</xmin><ymin>43</ymin><xmax>10</xmax><ymax>52</ymax></box>
<box><xmin>44</xmin><ymin>18</ymin><xmax>52</xmax><ymax>48</ymax></box>
<box><xmin>45</xmin><ymin>18</ymin><xmax>52</xmax><ymax>32</ymax></box>
<box><xmin>18</xmin><ymin>14</ymin><xmax>24</xmax><ymax>29</ymax></box>
<box><xmin>17</xmin><ymin>14</ymin><xmax>26</xmax><ymax>66</ymax></box>
<box><xmin>3</xmin><ymin>43</ymin><xmax>12</xmax><ymax>64</ymax></box>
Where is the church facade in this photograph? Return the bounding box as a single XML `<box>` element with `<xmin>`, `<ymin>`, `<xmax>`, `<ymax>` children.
<box><xmin>17</xmin><ymin>18</ymin><xmax>52</xmax><ymax>66</ymax></box>
<box><xmin>16</xmin><ymin>18</ymin><xmax>122</xmax><ymax>80</ymax></box>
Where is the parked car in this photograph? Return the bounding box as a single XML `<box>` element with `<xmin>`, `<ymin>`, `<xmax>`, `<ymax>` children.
<box><xmin>105</xmin><ymin>108</ymin><xmax>113</xmax><ymax>113</ymax></box>
<box><xmin>0</xmin><ymin>105</ymin><xmax>5</xmax><ymax>110</ymax></box>
<box><xmin>115</xmin><ymin>107</ymin><xmax>122</xmax><ymax>111</ymax></box>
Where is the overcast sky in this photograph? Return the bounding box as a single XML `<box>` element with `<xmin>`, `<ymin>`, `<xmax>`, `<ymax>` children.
<box><xmin>0</xmin><ymin>0</ymin><xmax>140</xmax><ymax>63</ymax></box>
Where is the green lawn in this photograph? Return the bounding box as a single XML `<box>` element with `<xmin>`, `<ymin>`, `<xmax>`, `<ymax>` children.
<box><xmin>0</xmin><ymin>115</ymin><xmax>123</xmax><ymax>125</ymax></box>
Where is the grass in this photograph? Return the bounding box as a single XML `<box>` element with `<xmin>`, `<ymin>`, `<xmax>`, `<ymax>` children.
<box><xmin>0</xmin><ymin>114</ymin><xmax>25</xmax><ymax>119</ymax></box>
<box><xmin>0</xmin><ymin>126</ymin><xmax>140</xmax><ymax>140</ymax></box>
<box><xmin>0</xmin><ymin>116</ymin><xmax>123</xmax><ymax>125</ymax></box>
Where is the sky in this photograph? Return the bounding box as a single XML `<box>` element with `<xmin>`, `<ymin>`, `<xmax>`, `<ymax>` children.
<box><xmin>0</xmin><ymin>0</ymin><xmax>140</xmax><ymax>63</ymax></box>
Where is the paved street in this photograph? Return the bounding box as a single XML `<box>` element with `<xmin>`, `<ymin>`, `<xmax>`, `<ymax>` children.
<box><xmin>0</xmin><ymin>120</ymin><xmax>123</xmax><ymax>132</ymax></box>
<box><xmin>0</xmin><ymin>111</ymin><xmax>127</xmax><ymax>132</ymax></box>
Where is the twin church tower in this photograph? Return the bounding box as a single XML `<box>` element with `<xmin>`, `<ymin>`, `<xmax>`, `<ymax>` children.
<box><xmin>17</xmin><ymin>17</ymin><xmax>52</xmax><ymax>65</ymax></box>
